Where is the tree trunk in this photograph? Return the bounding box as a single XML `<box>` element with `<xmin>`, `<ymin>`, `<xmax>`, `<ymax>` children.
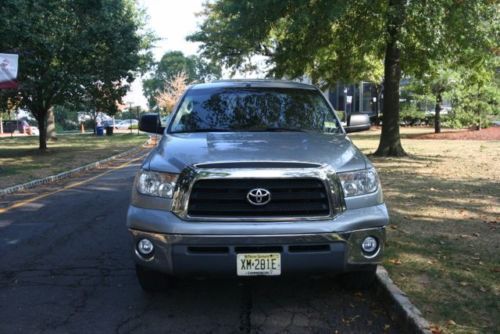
<box><xmin>374</xmin><ymin>9</ymin><xmax>406</xmax><ymax>157</ymax></box>
<box><xmin>434</xmin><ymin>92</ymin><xmax>442</xmax><ymax>133</ymax></box>
<box><xmin>47</xmin><ymin>107</ymin><xmax>57</xmax><ymax>140</ymax></box>
<box><xmin>37</xmin><ymin>111</ymin><xmax>48</xmax><ymax>151</ymax></box>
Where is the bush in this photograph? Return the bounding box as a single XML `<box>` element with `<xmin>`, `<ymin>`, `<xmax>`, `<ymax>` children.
<box><xmin>400</xmin><ymin>104</ymin><xmax>427</xmax><ymax>125</ymax></box>
<box><xmin>83</xmin><ymin>119</ymin><xmax>96</xmax><ymax>131</ymax></box>
<box><xmin>54</xmin><ymin>106</ymin><xmax>79</xmax><ymax>131</ymax></box>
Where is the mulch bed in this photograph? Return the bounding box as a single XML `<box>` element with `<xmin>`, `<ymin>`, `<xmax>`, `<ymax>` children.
<box><xmin>408</xmin><ymin>126</ymin><xmax>500</xmax><ymax>140</ymax></box>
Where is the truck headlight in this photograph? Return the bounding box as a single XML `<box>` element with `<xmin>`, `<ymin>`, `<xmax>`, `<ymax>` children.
<box><xmin>136</xmin><ymin>170</ymin><xmax>178</xmax><ymax>198</ymax></box>
<box><xmin>338</xmin><ymin>168</ymin><xmax>379</xmax><ymax>197</ymax></box>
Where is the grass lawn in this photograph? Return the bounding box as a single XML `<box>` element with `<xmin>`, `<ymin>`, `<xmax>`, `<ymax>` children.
<box><xmin>350</xmin><ymin>127</ymin><xmax>499</xmax><ymax>334</ymax></box>
<box><xmin>0</xmin><ymin>133</ymin><xmax>147</xmax><ymax>189</ymax></box>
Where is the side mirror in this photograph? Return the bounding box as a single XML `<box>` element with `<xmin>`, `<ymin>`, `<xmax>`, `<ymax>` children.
<box><xmin>344</xmin><ymin>113</ymin><xmax>371</xmax><ymax>133</ymax></box>
<box><xmin>139</xmin><ymin>113</ymin><xmax>164</xmax><ymax>134</ymax></box>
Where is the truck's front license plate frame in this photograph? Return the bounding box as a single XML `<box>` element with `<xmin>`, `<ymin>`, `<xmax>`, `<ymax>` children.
<box><xmin>237</xmin><ymin>253</ymin><xmax>281</xmax><ymax>276</ymax></box>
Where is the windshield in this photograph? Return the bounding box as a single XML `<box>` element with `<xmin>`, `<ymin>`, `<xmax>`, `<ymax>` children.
<box><xmin>169</xmin><ymin>87</ymin><xmax>341</xmax><ymax>133</ymax></box>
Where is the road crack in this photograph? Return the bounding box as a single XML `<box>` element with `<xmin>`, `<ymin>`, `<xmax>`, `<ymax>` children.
<box><xmin>239</xmin><ymin>282</ymin><xmax>253</xmax><ymax>334</ymax></box>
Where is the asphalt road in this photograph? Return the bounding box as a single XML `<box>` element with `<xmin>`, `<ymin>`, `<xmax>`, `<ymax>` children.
<box><xmin>0</xmin><ymin>150</ymin><xmax>400</xmax><ymax>334</ymax></box>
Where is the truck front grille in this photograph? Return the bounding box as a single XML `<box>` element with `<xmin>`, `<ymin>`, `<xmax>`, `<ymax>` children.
<box><xmin>187</xmin><ymin>178</ymin><xmax>331</xmax><ymax>218</ymax></box>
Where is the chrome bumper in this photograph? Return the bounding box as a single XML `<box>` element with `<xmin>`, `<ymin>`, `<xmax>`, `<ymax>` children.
<box><xmin>129</xmin><ymin>227</ymin><xmax>386</xmax><ymax>276</ymax></box>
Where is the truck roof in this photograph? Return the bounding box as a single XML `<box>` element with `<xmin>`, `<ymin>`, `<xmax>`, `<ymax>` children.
<box><xmin>189</xmin><ymin>79</ymin><xmax>318</xmax><ymax>91</ymax></box>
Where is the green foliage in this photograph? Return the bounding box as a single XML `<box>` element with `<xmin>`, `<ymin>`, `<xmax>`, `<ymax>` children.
<box><xmin>189</xmin><ymin>0</ymin><xmax>497</xmax><ymax>155</ymax></box>
<box><xmin>143</xmin><ymin>51</ymin><xmax>222</xmax><ymax>109</ymax></box>
<box><xmin>54</xmin><ymin>106</ymin><xmax>79</xmax><ymax>131</ymax></box>
<box><xmin>0</xmin><ymin>0</ymin><xmax>153</xmax><ymax>149</ymax></box>
<box><xmin>189</xmin><ymin>1</ymin><xmax>495</xmax><ymax>84</ymax></box>
<box><xmin>450</xmin><ymin>81</ymin><xmax>498</xmax><ymax>129</ymax></box>
<box><xmin>400</xmin><ymin>104</ymin><xmax>426</xmax><ymax>124</ymax></box>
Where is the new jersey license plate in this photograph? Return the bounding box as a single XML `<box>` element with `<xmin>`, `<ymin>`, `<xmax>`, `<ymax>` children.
<box><xmin>237</xmin><ymin>253</ymin><xmax>281</xmax><ymax>276</ymax></box>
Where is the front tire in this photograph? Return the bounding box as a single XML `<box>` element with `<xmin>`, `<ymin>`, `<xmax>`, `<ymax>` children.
<box><xmin>135</xmin><ymin>265</ymin><xmax>171</xmax><ymax>292</ymax></box>
<box><xmin>339</xmin><ymin>265</ymin><xmax>377</xmax><ymax>290</ymax></box>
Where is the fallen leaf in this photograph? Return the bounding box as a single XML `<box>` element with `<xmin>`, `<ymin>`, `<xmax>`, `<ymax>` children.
<box><xmin>430</xmin><ymin>324</ymin><xmax>443</xmax><ymax>334</ymax></box>
<box><xmin>447</xmin><ymin>319</ymin><xmax>457</xmax><ymax>326</ymax></box>
<box><xmin>389</xmin><ymin>258</ymin><xmax>402</xmax><ymax>265</ymax></box>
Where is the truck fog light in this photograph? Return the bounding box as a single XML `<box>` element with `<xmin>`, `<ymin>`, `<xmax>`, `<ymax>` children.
<box><xmin>137</xmin><ymin>238</ymin><xmax>154</xmax><ymax>256</ymax></box>
<box><xmin>361</xmin><ymin>236</ymin><xmax>378</xmax><ymax>253</ymax></box>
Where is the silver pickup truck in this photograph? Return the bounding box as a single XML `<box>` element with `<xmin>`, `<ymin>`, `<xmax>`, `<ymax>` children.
<box><xmin>127</xmin><ymin>80</ymin><xmax>388</xmax><ymax>291</ymax></box>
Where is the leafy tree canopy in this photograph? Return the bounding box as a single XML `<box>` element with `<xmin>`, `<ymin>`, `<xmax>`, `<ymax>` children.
<box><xmin>189</xmin><ymin>0</ymin><xmax>497</xmax><ymax>156</ymax></box>
<box><xmin>0</xmin><ymin>0</ymin><xmax>154</xmax><ymax>150</ymax></box>
<box><xmin>143</xmin><ymin>51</ymin><xmax>221</xmax><ymax>109</ymax></box>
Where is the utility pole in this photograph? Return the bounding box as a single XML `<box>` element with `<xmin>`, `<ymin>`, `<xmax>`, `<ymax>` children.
<box><xmin>128</xmin><ymin>102</ymin><xmax>133</xmax><ymax>134</ymax></box>
<box><xmin>136</xmin><ymin>106</ymin><xmax>140</xmax><ymax>135</ymax></box>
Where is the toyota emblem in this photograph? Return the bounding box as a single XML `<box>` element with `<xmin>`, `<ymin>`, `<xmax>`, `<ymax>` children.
<box><xmin>246</xmin><ymin>188</ymin><xmax>271</xmax><ymax>206</ymax></box>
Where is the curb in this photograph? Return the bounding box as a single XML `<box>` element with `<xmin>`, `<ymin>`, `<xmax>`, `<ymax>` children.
<box><xmin>376</xmin><ymin>266</ymin><xmax>432</xmax><ymax>334</ymax></box>
<box><xmin>0</xmin><ymin>145</ymin><xmax>145</xmax><ymax>196</ymax></box>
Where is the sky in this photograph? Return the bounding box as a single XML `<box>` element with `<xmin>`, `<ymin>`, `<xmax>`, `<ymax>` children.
<box><xmin>124</xmin><ymin>0</ymin><xmax>206</xmax><ymax>108</ymax></box>
<box><xmin>125</xmin><ymin>0</ymin><xmax>268</xmax><ymax>109</ymax></box>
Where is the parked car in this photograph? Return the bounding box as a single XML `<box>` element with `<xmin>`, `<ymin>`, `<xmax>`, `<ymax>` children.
<box><xmin>2</xmin><ymin>120</ymin><xmax>22</xmax><ymax>133</ymax></box>
<box><xmin>115</xmin><ymin>119</ymin><xmax>138</xmax><ymax>129</ymax></box>
<box><xmin>128</xmin><ymin>80</ymin><xmax>387</xmax><ymax>291</ymax></box>
<box><xmin>29</xmin><ymin>126</ymin><xmax>39</xmax><ymax>136</ymax></box>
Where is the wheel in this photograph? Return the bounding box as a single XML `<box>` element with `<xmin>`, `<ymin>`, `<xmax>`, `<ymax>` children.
<box><xmin>339</xmin><ymin>265</ymin><xmax>377</xmax><ymax>290</ymax></box>
<box><xmin>135</xmin><ymin>264</ymin><xmax>171</xmax><ymax>292</ymax></box>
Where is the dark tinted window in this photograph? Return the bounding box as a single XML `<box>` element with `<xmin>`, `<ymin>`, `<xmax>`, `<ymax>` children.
<box><xmin>169</xmin><ymin>87</ymin><xmax>340</xmax><ymax>133</ymax></box>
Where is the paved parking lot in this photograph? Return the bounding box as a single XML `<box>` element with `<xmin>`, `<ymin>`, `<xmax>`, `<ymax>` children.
<box><xmin>0</xmin><ymin>153</ymin><xmax>400</xmax><ymax>333</ymax></box>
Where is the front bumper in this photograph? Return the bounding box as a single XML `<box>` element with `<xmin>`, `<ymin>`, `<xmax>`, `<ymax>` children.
<box><xmin>129</xmin><ymin>227</ymin><xmax>386</xmax><ymax>276</ymax></box>
<box><xmin>127</xmin><ymin>203</ymin><xmax>388</xmax><ymax>276</ymax></box>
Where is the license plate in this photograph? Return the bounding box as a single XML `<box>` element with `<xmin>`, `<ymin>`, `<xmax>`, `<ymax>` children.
<box><xmin>237</xmin><ymin>253</ymin><xmax>281</xmax><ymax>276</ymax></box>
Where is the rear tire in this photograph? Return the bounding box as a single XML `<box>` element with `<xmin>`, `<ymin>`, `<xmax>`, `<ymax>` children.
<box><xmin>135</xmin><ymin>265</ymin><xmax>171</xmax><ymax>292</ymax></box>
<box><xmin>339</xmin><ymin>265</ymin><xmax>377</xmax><ymax>290</ymax></box>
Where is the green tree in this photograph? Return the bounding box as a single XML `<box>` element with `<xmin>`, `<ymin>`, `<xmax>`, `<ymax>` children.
<box><xmin>409</xmin><ymin>64</ymin><xmax>460</xmax><ymax>133</ymax></box>
<box><xmin>143</xmin><ymin>51</ymin><xmax>221</xmax><ymax>109</ymax></box>
<box><xmin>0</xmin><ymin>0</ymin><xmax>153</xmax><ymax>150</ymax></box>
<box><xmin>450</xmin><ymin>62</ymin><xmax>499</xmax><ymax>130</ymax></box>
<box><xmin>188</xmin><ymin>0</ymin><xmax>496</xmax><ymax>156</ymax></box>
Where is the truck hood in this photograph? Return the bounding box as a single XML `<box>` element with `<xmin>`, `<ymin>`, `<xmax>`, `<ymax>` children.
<box><xmin>145</xmin><ymin>132</ymin><xmax>367</xmax><ymax>173</ymax></box>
